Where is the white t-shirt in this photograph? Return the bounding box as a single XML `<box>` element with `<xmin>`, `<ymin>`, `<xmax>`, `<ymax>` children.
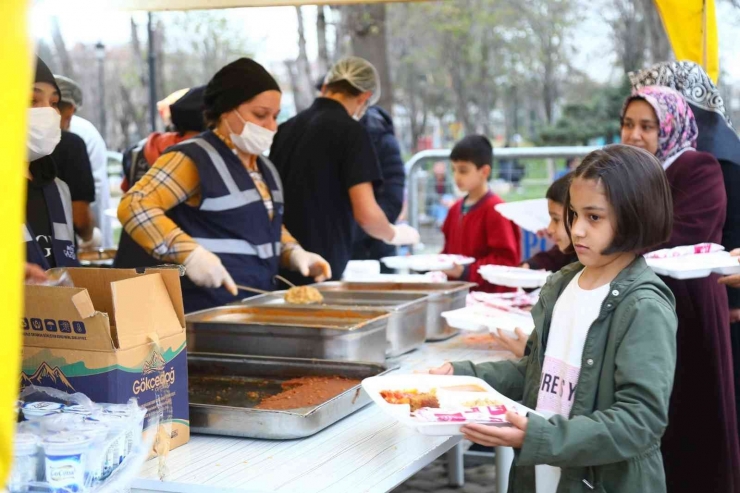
<box><xmin>69</xmin><ymin>115</ymin><xmax>113</xmax><ymax>247</ymax></box>
<box><xmin>535</xmin><ymin>270</ymin><xmax>610</xmax><ymax>493</ymax></box>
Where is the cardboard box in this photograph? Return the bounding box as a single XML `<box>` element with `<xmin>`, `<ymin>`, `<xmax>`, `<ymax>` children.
<box><xmin>21</xmin><ymin>267</ymin><xmax>189</xmax><ymax>452</ymax></box>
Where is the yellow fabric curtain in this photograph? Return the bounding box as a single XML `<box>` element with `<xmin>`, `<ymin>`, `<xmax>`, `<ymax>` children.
<box><xmin>654</xmin><ymin>0</ymin><xmax>719</xmax><ymax>82</ymax></box>
<box><xmin>0</xmin><ymin>0</ymin><xmax>30</xmax><ymax>482</ymax></box>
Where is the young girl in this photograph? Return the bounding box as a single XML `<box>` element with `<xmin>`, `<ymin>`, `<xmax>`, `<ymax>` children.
<box><xmin>523</xmin><ymin>172</ymin><xmax>577</xmax><ymax>272</ymax></box>
<box><xmin>494</xmin><ymin>173</ymin><xmax>577</xmax><ymax>357</ymax></box>
<box><xmin>431</xmin><ymin>145</ymin><xmax>678</xmax><ymax>493</ymax></box>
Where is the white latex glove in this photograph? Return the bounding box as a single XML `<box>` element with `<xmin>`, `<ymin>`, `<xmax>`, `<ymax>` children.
<box><xmin>385</xmin><ymin>224</ymin><xmax>421</xmax><ymax>246</ymax></box>
<box><xmin>183</xmin><ymin>246</ymin><xmax>237</xmax><ymax>296</ymax></box>
<box><xmin>289</xmin><ymin>248</ymin><xmax>332</xmax><ymax>282</ymax></box>
<box><xmin>78</xmin><ymin>227</ymin><xmax>102</xmax><ymax>250</ymax></box>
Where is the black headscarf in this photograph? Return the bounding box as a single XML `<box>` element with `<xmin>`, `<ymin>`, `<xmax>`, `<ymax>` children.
<box><xmin>30</xmin><ymin>56</ymin><xmax>59</xmax><ymax>183</ymax></box>
<box><xmin>35</xmin><ymin>56</ymin><xmax>61</xmax><ymax>98</ymax></box>
<box><xmin>170</xmin><ymin>85</ymin><xmax>206</xmax><ymax>133</ymax></box>
<box><xmin>203</xmin><ymin>58</ymin><xmax>280</xmax><ymax>124</ymax></box>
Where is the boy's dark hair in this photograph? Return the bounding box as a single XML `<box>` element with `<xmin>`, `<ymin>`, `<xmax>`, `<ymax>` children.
<box><xmin>546</xmin><ymin>172</ymin><xmax>572</xmax><ymax>204</ymax></box>
<box><xmin>450</xmin><ymin>135</ymin><xmax>493</xmax><ymax>168</ymax></box>
<box><xmin>564</xmin><ymin>144</ymin><xmax>673</xmax><ymax>255</ymax></box>
<box><xmin>324</xmin><ymin>80</ymin><xmax>363</xmax><ymax>98</ymax></box>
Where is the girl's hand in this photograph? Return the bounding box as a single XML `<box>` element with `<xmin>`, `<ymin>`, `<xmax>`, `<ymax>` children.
<box><xmin>428</xmin><ymin>362</ymin><xmax>454</xmax><ymax>375</ymax></box>
<box><xmin>718</xmin><ymin>252</ymin><xmax>740</xmax><ymax>288</ymax></box>
<box><xmin>490</xmin><ymin>328</ymin><xmax>528</xmax><ymax>358</ymax></box>
<box><xmin>461</xmin><ymin>410</ymin><xmax>528</xmax><ymax>448</ymax></box>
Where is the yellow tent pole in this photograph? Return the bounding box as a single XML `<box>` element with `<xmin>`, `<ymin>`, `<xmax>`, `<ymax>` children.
<box><xmin>0</xmin><ymin>0</ymin><xmax>30</xmax><ymax>483</ymax></box>
<box><xmin>654</xmin><ymin>0</ymin><xmax>719</xmax><ymax>82</ymax></box>
<box><xmin>702</xmin><ymin>0</ymin><xmax>707</xmax><ymax>72</ymax></box>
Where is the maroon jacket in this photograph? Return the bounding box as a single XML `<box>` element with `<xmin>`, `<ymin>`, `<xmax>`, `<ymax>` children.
<box><xmin>659</xmin><ymin>150</ymin><xmax>740</xmax><ymax>493</ymax></box>
<box><xmin>525</xmin><ymin>245</ymin><xmax>576</xmax><ymax>272</ymax></box>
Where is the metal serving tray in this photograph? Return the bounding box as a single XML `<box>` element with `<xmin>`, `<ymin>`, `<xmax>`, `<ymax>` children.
<box><xmin>188</xmin><ymin>353</ymin><xmax>393</xmax><ymax>439</ymax></box>
<box><xmin>312</xmin><ymin>282</ymin><xmax>475</xmax><ymax>341</ymax></box>
<box><xmin>186</xmin><ymin>305</ymin><xmax>390</xmax><ymax>363</ymax></box>
<box><xmin>239</xmin><ymin>291</ymin><xmax>429</xmax><ymax>357</ymax></box>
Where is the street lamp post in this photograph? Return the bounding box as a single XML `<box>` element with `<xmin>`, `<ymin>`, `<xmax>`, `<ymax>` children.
<box><xmin>147</xmin><ymin>12</ymin><xmax>157</xmax><ymax>132</ymax></box>
<box><xmin>94</xmin><ymin>41</ymin><xmax>106</xmax><ymax>141</ymax></box>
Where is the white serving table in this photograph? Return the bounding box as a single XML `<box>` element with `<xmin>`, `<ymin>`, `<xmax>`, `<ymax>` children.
<box><xmin>133</xmin><ymin>334</ymin><xmax>516</xmax><ymax>493</ymax></box>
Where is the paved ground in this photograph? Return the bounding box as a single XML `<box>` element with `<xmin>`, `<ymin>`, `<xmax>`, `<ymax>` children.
<box><xmin>392</xmin><ymin>444</ymin><xmax>497</xmax><ymax>493</ymax></box>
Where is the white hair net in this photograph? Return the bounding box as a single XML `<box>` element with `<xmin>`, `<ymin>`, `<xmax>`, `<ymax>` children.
<box><xmin>324</xmin><ymin>56</ymin><xmax>381</xmax><ymax>105</ymax></box>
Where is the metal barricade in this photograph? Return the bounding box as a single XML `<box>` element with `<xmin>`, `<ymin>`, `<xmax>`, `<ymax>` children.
<box><xmin>405</xmin><ymin>146</ymin><xmax>599</xmax><ymax>255</ymax></box>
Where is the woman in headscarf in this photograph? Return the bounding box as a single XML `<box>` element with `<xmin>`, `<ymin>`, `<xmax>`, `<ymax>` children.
<box><xmin>621</xmin><ymin>85</ymin><xmax>740</xmax><ymax>493</ymax></box>
<box><xmin>118</xmin><ymin>58</ymin><xmax>331</xmax><ymax>312</ymax></box>
<box><xmin>630</xmin><ymin>61</ymin><xmax>740</xmax><ymax>445</ymax></box>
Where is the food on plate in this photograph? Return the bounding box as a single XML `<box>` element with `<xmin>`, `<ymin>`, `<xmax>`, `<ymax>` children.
<box><xmin>461</xmin><ymin>397</ymin><xmax>505</xmax><ymax>407</ymax></box>
<box><xmin>255</xmin><ymin>376</ymin><xmax>359</xmax><ymax>410</ymax></box>
<box><xmin>380</xmin><ymin>389</ymin><xmax>440</xmax><ymax>411</ymax></box>
<box><xmin>441</xmin><ymin>384</ymin><xmax>487</xmax><ymax>392</ymax></box>
<box><xmin>284</xmin><ymin>286</ymin><xmax>324</xmax><ymax>305</ymax></box>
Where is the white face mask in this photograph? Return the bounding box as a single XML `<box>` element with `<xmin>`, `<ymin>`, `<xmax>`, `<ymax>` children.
<box><xmin>27</xmin><ymin>107</ymin><xmax>62</xmax><ymax>162</ymax></box>
<box><xmin>228</xmin><ymin>110</ymin><xmax>276</xmax><ymax>155</ymax></box>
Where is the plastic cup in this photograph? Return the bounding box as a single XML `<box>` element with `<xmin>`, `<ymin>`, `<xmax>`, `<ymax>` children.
<box><xmin>42</xmin><ymin>432</ymin><xmax>92</xmax><ymax>493</ymax></box>
<box><xmin>8</xmin><ymin>433</ymin><xmax>39</xmax><ymax>493</ymax></box>
<box><xmin>22</xmin><ymin>402</ymin><xmax>63</xmax><ymax>421</ymax></box>
<box><xmin>74</xmin><ymin>422</ymin><xmax>109</xmax><ymax>484</ymax></box>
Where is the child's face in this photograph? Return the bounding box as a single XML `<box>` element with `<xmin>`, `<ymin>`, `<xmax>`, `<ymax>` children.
<box><xmin>546</xmin><ymin>199</ymin><xmax>570</xmax><ymax>253</ymax></box>
<box><xmin>568</xmin><ymin>177</ymin><xmax>620</xmax><ymax>267</ymax></box>
<box><xmin>451</xmin><ymin>160</ymin><xmax>490</xmax><ymax>193</ymax></box>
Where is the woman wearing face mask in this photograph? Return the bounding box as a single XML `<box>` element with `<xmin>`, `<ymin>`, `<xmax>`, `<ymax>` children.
<box><xmin>621</xmin><ymin>85</ymin><xmax>740</xmax><ymax>493</ymax></box>
<box><xmin>118</xmin><ymin>58</ymin><xmax>331</xmax><ymax>312</ymax></box>
<box><xmin>270</xmin><ymin>56</ymin><xmax>420</xmax><ymax>285</ymax></box>
<box><xmin>25</xmin><ymin>57</ymin><xmax>79</xmax><ymax>270</ymax></box>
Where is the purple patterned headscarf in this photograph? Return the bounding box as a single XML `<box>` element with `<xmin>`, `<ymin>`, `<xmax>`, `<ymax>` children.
<box><xmin>621</xmin><ymin>85</ymin><xmax>699</xmax><ymax>162</ymax></box>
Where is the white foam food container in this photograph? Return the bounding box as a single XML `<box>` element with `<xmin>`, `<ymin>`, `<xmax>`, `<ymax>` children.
<box><xmin>646</xmin><ymin>251</ymin><xmax>740</xmax><ymax>280</ymax></box>
<box><xmin>362</xmin><ymin>374</ymin><xmax>537</xmax><ymax>436</ymax></box>
<box><xmin>381</xmin><ymin>254</ymin><xmax>475</xmax><ymax>272</ymax></box>
<box><xmin>479</xmin><ymin>265</ymin><xmax>551</xmax><ymax>288</ymax></box>
<box><xmin>441</xmin><ymin>306</ymin><xmax>535</xmax><ymax>338</ymax></box>
<box><xmin>494</xmin><ymin>198</ymin><xmax>550</xmax><ymax>233</ymax></box>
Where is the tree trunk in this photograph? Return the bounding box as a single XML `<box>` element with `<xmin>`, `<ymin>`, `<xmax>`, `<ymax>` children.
<box><xmin>51</xmin><ymin>17</ymin><xmax>75</xmax><ymax>78</ymax></box>
<box><xmin>296</xmin><ymin>6</ymin><xmax>314</xmax><ymax>93</ymax></box>
<box><xmin>316</xmin><ymin>6</ymin><xmax>330</xmax><ymax>76</ymax></box>
<box><xmin>344</xmin><ymin>4</ymin><xmax>394</xmax><ymax>112</ymax></box>
<box><xmin>478</xmin><ymin>29</ymin><xmax>496</xmax><ymax>137</ymax></box>
<box><xmin>130</xmin><ymin>18</ymin><xmax>147</xmax><ymax>87</ymax></box>
<box><xmin>120</xmin><ymin>83</ymin><xmax>147</xmax><ymax>143</ymax></box>
<box><xmin>285</xmin><ymin>60</ymin><xmax>309</xmax><ymax>112</ymax></box>
<box><xmin>640</xmin><ymin>0</ymin><xmax>672</xmax><ymax>62</ymax></box>
<box><xmin>155</xmin><ymin>20</ymin><xmax>167</xmax><ymax>102</ymax></box>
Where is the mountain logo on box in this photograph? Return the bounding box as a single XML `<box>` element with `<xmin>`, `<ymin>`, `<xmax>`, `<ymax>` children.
<box><xmin>143</xmin><ymin>351</ymin><xmax>166</xmax><ymax>375</ymax></box>
<box><xmin>21</xmin><ymin>362</ymin><xmax>75</xmax><ymax>392</ymax></box>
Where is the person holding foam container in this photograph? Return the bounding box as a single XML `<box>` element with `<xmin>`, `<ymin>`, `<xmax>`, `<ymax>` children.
<box><xmin>492</xmin><ymin>172</ymin><xmax>580</xmax><ymax>358</ymax></box>
<box><xmin>429</xmin><ymin>145</ymin><xmax>678</xmax><ymax>493</ymax></box>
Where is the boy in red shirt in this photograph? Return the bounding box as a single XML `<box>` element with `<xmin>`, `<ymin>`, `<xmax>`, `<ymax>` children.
<box><xmin>441</xmin><ymin>135</ymin><xmax>521</xmax><ymax>292</ymax></box>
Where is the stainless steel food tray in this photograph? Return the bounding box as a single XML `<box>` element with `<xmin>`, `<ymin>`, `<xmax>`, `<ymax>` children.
<box><xmin>186</xmin><ymin>305</ymin><xmax>391</xmax><ymax>363</ymax></box>
<box><xmin>188</xmin><ymin>353</ymin><xmax>393</xmax><ymax>439</ymax></box>
<box><xmin>238</xmin><ymin>291</ymin><xmax>428</xmax><ymax>357</ymax></box>
<box><xmin>312</xmin><ymin>282</ymin><xmax>475</xmax><ymax>341</ymax></box>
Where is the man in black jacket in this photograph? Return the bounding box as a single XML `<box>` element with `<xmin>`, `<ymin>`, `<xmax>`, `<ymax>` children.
<box><xmin>352</xmin><ymin>105</ymin><xmax>406</xmax><ymax>270</ymax></box>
